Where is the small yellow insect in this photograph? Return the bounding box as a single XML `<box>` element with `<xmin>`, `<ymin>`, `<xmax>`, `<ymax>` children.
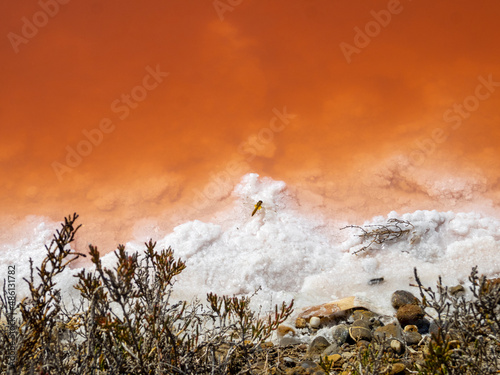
<box><xmin>251</xmin><ymin>200</ymin><xmax>263</xmax><ymax>216</ymax></box>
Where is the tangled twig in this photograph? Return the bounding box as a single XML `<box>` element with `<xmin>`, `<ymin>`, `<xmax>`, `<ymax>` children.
<box><xmin>341</xmin><ymin>218</ymin><xmax>414</xmax><ymax>254</ymax></box>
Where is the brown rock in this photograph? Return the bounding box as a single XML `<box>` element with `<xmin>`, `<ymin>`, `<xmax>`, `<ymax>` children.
<box><xmin>396</xmin><ymin>304</ymin><xmax>424</xmax><ymax>327</ymax></box>
<box><xmin>285</xmin><ymin>360</ymin><xmax>326</xmax><ymax>375</ymax></box>
<box><xmin>295</xmin><ymin>317</ymin><xmax>307</xmax><ymax>329</ymax></box>
<box><xmin>349</xmin><ymin>326</ymin><xmax>372</xmax><ymax>342</ymax></box>
<box><xmin>326</xmin><ymin>353</ymin><xmax>342</xmax><ymax>363</ymax></box>
<box><xmin>278</xmin><ymin>325</ymin><xmax>296</xmax><ymax>338</ymax></box>
<box><xmin>298</xmin><ymin>296</ymin><xmax>381</xmax><ymax>322</ymax></box>
<box><xmin>351</xmin><ymin>309</ymin><xmax>378</xmax><ymax>321</ymax></box>
<box><xmin>403</xmin><ymin>324</ymin><xmax>418</xmax><ymax>332</ymax></box>
<box><xmin>352</xmin><ymin>319</ymin><xmax>371</xmax><ymax>329</ymax></box>
<box><xmin>391</xmin><ymin>290</ymin><xmax>419</xmax><ymax>309</ymax></box>
<box><xmin>374</xmin><ymin>322</ymin><xmax>403</xmax><ymax>341</ymax></box>
<box><xmin>389</xmin><ymin>362</ymin><xmax>406</xmax><ymax>374</ymax></box>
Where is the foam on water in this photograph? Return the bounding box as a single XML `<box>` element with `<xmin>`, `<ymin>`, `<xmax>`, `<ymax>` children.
<box><xmin>3</xmin><ymin>173</ymin><xmax>500</xmax><ymax>317</ymax></box>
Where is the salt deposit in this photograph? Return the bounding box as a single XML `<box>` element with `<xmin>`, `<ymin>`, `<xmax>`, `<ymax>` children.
<box><xmin>2</xmin><ymin>173</ymin><xmax>500</xmax><ymax>317</ymax></box>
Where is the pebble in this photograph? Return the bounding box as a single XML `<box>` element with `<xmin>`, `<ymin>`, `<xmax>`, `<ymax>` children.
<box><xmin>280</xmin><ymin>336</ymin><xmax>303</xmax><ymax>346</ymax></box>
<box><xmin>390</xmin><ymin>339</ymin><xmax>404</xmax><ymax>354</ymax></box>
<box><xmin>374</xmin><ymin>322</ymin><xmax>403</xmax><ymax>341</ymax></box>
<box><xmin>342</xmin><ymin>352</ymin><xmax>354</xmax><ymax>361</ymax></box>
<box><xmin>326</xmin><ymin>353</ymin><xmax>342</xmax><ymax>363</ymax></box>
<box><xmin>296</xmin><ymin>317</ymin><xmax>307</xmax><ymax>329</ymax></box>
<box><xmin>404</xmin><ymin>330</ymin><xmax>422</xmax><ymax>345</ymax></box>
<box><xmin>307</xmin><ymin>336</ymin><xmax>330</xmax><ymax>357</ymax></box>
<box><xmin>300</xmin><ymin>360</ymin><xmax>327</xmax><ymax>375</ymax></box>
<box><xmin>351</xmin><ymin>309</ymin><xmax>377</xmax><ymax>321</ymax></box>
<box><xmin>322</xmin><ymin>343</ymin><xmax>340</xmax><ymax>356</ymax></box>
<box><xmin>356</xmin><ymin>339</ymin><xmax>370</xmax><ymax>348</ymax></box>
<box><xmin>331</xmin><ymin>324</ymin><xmax>349</xmax><ymax>345</ymax></box>
<box><xmin>389</xmin><ymin>362</ymin><xmax>406</xmax><ymax>374</ymax></box>
<box><xmin>309</xmin><ymin>316</ymin><xmax>321</xmax><ymax>328</ymax></box>
<box><xmin>352</xmin><ymin>319</ymin><xmax>371</xmax><ymax>330</ymax></box>
<box><xmin>404</xmin><ymin>324</ymin><xmax>418</xmax><ymax>332</ymax></box>
<box><xmin>391</xmin><ymin>290</ymin><xmax>419</xmax><ymax>309</ymax></box>
<box><xmin>349</xmin><ymin>326</ymin><xmax>372</xmax><ymax>342</ymax></box>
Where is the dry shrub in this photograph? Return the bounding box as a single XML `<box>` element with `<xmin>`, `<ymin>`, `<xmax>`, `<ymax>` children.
<box><xmin>0</xmin><ymin>214</ymin><xmax>293</xmax><ymax>374</ymax></box>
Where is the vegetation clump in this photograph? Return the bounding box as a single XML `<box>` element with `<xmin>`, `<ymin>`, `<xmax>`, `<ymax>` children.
<box><xmin>0</xmin><ymin>214</ymin><xmax>293</xmax><ymax>374</ymax></box>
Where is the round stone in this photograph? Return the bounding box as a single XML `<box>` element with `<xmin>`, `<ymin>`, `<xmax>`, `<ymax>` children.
<box><xmin>390</xmin><ymin>339</ymin><xmax>404</xmax><ymax>354</ymax></box>
<box><xmin>404</xmin><ymin>324</ymin><xmax>418</xmax><ymax>332</ymax></box>
<box><xmin>331</xmin><ymin>324</ymin><xmax>349</xmax><ymax>345</ymax></box>
<box><xmin>322</xmin><ymin>343</ymin><xmax>340</xmax><ymax>356</ymax></box>
<box><xmin>396</xmin><ymin>304</ymin><xmax>424</xmax><ymax>327</ymax></box>
<box><xmin>389</xmin><ymin>362</ymin><xmax>406</xmax><ymax>374</ymax></box>
<box><xmin>326</xmin><ymin>353</ymin><xmax>342</xmax><ymax>363</ymax></box>
<box><xmin>374</xmin><ymin>322</ymin><xmax>403</xmax><ymax>341</ymax></box>
<box><xmin>349</xmin><ymin>326</ymin><xmax>372</xmax><ymax>342</ymax></box>
<box><xmin>295</xmin><ymin>317</ymin><xmax>307</xmax><ymax>329</ymax></box>
<box><xmin>309</xmin><ymin>316</ymin><xmax>321</xmax><ymax>328</ymax></box>
<box><xmin>307</xmin><ymin>336</ymin><xmax>330</xmax><ymax>356</ymax></box>
<box><xmin>404</xmin><ymin>330</ymin><xmax>422</xmax><ymax>345</ymax></box>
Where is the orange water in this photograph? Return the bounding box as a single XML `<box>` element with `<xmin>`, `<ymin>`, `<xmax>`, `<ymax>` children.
<box><xmin>2</xmin><ymin>1</ymin><xmax>500</xmax><ymax>254</ymax></box>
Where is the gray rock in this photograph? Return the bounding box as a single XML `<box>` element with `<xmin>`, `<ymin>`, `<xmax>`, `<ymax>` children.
<box><xmin>300</xmin><ymin>360</ymin><xmax>324</xmax><ymax>373</ymax></box>
<box><xmin>322</xmin><ymin>343</ymin><xmax>340</xmax><ymax>356</ymax></box>
<box><xmin>307</xmin><ymin>335</ymin><xmax>330</xmax><ymax>356</ymax></box>
<box><xmin>404</xmin><ymin>330</ymin><xmax>422</xmax><ymax>345</ymax></box>
<box><xmin>331</xmin><ymin>324</ymin><xmax>349</xmax><ymax>346</ymax></box>
<box><xmin>279</xmin><ymin>336</ymin><xmax>302</xmax><ymax>346</ymax></box>
<box><xmin>391</xmin><ymin>290</ymin><xmax>419</xmax><ymax>309</ymax></box>
<box><xmin>300</xmin><ymin>360</ymin><xmax>318</xmax><ymax>369</ymax></box>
